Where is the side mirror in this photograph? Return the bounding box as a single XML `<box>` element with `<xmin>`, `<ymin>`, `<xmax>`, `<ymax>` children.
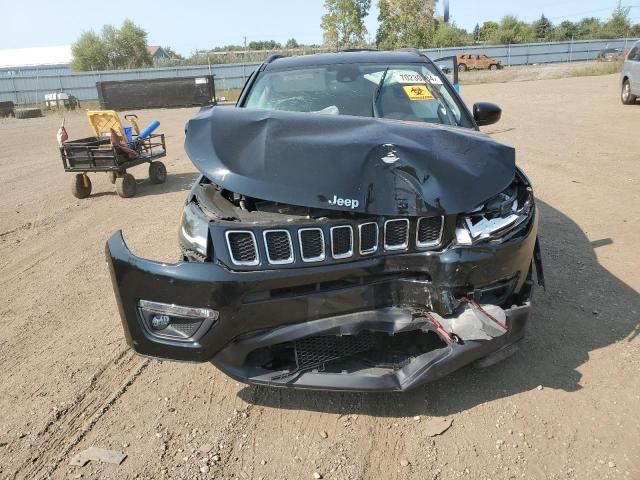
<box><xmin>473</xmin><ymin>102</ymin><xmax>502</xmax><ymax>126</ymax></box>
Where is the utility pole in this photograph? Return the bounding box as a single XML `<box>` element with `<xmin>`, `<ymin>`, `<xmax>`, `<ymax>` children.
<box><xmin>242</xmin><ymin>36</ymin><xmax>247</xmax><ymax>81</ymax></box>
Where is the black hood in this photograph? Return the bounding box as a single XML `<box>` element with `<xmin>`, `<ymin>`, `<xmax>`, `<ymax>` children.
<box><xmin>184</xmin><ymin>107</ymin><xmax>515</xmax><ymax>216</ymax></box>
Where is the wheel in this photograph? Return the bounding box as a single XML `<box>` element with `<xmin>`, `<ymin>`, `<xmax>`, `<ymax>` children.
<box><xmin>115</xmin><ymin>173</ymin><xmax>136</xmax><ymax>198</ymax></box>
<box><xmin>621</xmin><ymin>79</ymin><xmax>637</xmax><ymax>105</ymax></box>
<box><xmin>489</xmin><ymin>64</ymin><xmax>498</xmax><ymax>71</ymax></box>
<box><xmin>148</xmin><ymin>161</ymin><xmax>167</xmax><ymax>184</ymax></box>
<box><xmin>71</xmin><ymin>174</ymin><xmax>92</xmax><ymax>199</ymax></box>
<box><xmin>458</xmin><ymin>63</ymin><xmax>467</xmax><ymax>72</ymax></box>
<box><xmin>14</xmin><ymin>108</ymin><xmax>43</xmax><ymax>119</ymax></box>
<box><xmin>108</xmin><ymin>171</ymin><xmax>117</xmax><ymax>184</ymax></box>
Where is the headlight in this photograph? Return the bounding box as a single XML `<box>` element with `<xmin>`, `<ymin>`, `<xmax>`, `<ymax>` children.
<box><xmin>456</xmin><ymin>177</ymin><xmax>533</xmax><ymax>245</ymax></box>
<box><xmin>179</xmin><ymin>201</ymin><xmax>210</xmax><ymax>258</ymax></box>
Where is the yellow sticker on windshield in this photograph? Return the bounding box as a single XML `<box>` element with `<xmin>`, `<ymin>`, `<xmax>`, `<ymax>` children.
<box><xmin>403</xmin><ymin>85</ymin><xmax>433</xmax><ymax>101</ymax></box>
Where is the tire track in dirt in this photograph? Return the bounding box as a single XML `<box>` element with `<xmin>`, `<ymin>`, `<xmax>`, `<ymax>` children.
<box><xmin>9</xmin><ymin>348</ymin><xmax>148</xmax><ymax>480</ymax></box>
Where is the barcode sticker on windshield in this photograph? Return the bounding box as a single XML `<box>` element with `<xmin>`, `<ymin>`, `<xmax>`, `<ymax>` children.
<box><xmin>394</xmin><ymin>73</ymin><xmax>443</xmax><ymax>85</ymax></box>
<box><xmin>403</xmin><ymin>85</ymin><xmax>433</xmax><ymax>101</ymax></box>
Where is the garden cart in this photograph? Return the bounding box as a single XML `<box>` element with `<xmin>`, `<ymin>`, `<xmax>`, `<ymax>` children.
<box><xmin>59</xmin><ymin>110</ymin><xmax>167</xmax><ymax>199</ymax></box>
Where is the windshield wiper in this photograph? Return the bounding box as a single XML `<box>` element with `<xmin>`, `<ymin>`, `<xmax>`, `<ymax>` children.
<box><xmin>418</xmin><ymin>73</ymin><xmax>457</xmax><ymax>125</ymax></box>
<box><xmin>371</xmin><ymin>67</ymin><xmax>389</xmax><ymax>118</ymax></box>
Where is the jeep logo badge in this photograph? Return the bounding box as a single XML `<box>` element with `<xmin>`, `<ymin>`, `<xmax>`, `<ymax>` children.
<box><xmin>328</xmin><ymin>195</ymin><xmax>360</xmax><ymax>209</ymax></box>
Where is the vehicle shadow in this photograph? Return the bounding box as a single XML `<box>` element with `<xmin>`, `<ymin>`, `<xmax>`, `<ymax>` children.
<box><xmin>135</xmin><ymin>172</ymin><xmax>199</xmax><ymax>198</ymax></box>
<box><xmin>88</xmin><ymin>172</ymin><xmax>199</xmax><ymax>199</ymax></box>
<box><xmin>237</xmin><ymin>200</ymin><xmax>640</xmax><ymax>416</ymax></box>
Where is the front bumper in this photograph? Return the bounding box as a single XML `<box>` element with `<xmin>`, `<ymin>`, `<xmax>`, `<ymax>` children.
<box><xmin>106</xmin><ymin>208</ymin><xmax>539</xmax><ymax>392</ymax></box>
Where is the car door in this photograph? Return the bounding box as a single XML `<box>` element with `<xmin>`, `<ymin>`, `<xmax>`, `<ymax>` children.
<box><xmin>631</xmin><ymin>46</ymin><xmax>640</xmax><ymax>95</ymax></box>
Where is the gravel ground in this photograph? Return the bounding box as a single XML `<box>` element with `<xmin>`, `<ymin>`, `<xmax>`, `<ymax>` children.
<box><xmin>0</xmin><ymin>73</ymin><xmax>638</xmax><ymax>480</ymax></box>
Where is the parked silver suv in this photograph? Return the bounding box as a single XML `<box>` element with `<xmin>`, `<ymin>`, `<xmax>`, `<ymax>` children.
<box><xmin>621</xmin><ymin>41</ymin><xmax>640</xmax><ymax>105</ymax></box>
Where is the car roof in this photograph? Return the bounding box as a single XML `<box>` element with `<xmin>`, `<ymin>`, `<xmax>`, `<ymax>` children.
<box><xmin>264</xmin><ymin>50</ymin><xmax>433</xmax><ymax>71</ymax></box>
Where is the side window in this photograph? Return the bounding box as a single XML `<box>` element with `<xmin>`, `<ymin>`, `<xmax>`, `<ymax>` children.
<box><xmin>628</xmin><ymin>47</ymin><xmax>639</xmax><ymax>61</ymax></box>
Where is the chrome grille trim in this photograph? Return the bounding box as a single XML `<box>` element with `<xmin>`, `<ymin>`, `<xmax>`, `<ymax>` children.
<box><xmin>225</xmin><ymin>230</ymin><xmax>259</xmax><ymax>266</ymax></box>
<box><xmin>263</xmin><ymin>229</ymin><xmax>294</xmax><ymax>265</ymax></box>
<box><xmin>330</xmin><ymin>225</ymin><xmax>353</xmax><ymax>259</ymax></box>
<box><xmin>297</xmin><ymin>227</ymin><xmax>326</xmax><ymax>262</ymax></box>
<box><xmin>416</xmin><ymin>216</ymin><xmax>444</xmax><ymax>249</ymax></box>
<box><xmin>383</xmin><ymin>219</ymin><xmax>410</xmax><ymax>251</ymax></box>
<box><xmin>358</xmin><ymin>222</ymin><xmax>379</xmax><ymax>255</ymax></box>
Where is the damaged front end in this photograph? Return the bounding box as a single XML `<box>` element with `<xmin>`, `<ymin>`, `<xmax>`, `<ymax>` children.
<box><xmin>107</xmin><ymin>107</ymin><xmax>543</xmax><ymax>392</ymax></box>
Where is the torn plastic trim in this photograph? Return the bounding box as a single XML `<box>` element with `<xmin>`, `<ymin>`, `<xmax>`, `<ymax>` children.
<box><xmin>212</xmin><ymin>302</ymin><xmax>530</xmax><ymax>392</ymax></box>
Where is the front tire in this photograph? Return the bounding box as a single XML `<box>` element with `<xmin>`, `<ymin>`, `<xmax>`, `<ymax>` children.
<box><xmin>71</xmin><ymin>174</ymin><xmax>92</xmax><ymax>199</ymax></box>
<box><xmin>148</xmin><ymin>161</ymin><xmax>167</xmax><ymax>184</ymax></box>
<box><xmin>115</xmin><ymin>173</ymin><xmax>136</xmax><ymax>198</ymax></box>
<box><xmin>458</xmin><ymin>63</ymin><xmax>467</xmax><ymax>72</ymax></box>
<box><xmin>621</xmin><ymin>79</ymin><xmax>636</xmax><ymax>105</ymax></box>
<box><xmin>489</xmin><ymin>64</ymin><xmax>498</xmax><ymax>71</ymax></box>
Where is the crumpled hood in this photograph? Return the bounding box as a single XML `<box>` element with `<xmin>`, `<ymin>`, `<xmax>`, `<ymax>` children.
<box><xmin>184</xmin><ymin>106</ymin><xmax>515</xmax><ymax>216</ymax></box>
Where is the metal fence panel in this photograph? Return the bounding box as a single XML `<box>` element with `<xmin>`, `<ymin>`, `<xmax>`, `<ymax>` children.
<box><xmin>1</xmin><ymin>39</ymin><xmax>636</xmax><ymax>105</ymax></box>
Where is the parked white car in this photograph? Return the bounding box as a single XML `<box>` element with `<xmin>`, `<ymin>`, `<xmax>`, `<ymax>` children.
<box><xmin>621</xmin><ymin>40</ymin><xmax>640</xmax><ymax>105</ymax></box>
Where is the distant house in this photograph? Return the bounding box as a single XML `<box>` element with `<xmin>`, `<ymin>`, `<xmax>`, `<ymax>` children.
<box><xmin>0</xmin><ymin>45</ymin><xmax>72</xmax><ymax>76</ymax></box>
<box><xmin>147</xmin><ymin>46</ymin><xmax>170</xmax><ymax>64</ymax></box>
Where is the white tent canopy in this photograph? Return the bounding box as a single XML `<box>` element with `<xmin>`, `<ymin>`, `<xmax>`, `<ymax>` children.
<box><xmin>0</xmin><ymin>45</ymin><xmax>72</xmax><ymax>68</ymax></box>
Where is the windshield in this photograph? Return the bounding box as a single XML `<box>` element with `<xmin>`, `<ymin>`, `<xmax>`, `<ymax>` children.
<box><xmin>243</xmin><ymin>62</ymin><xmax>468</xmax><ymax>127</ymax></box>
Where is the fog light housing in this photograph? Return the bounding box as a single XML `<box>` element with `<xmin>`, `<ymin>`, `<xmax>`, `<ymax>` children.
<box><xmin>138</xmin><ymin>300</ymin><xmax>219</xmax><ymax>342</ymax></box>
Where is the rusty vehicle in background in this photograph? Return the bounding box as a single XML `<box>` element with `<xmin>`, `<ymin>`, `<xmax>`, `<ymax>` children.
<box><xmin>457</xmin><ymin>53</ymin><xmax>503</xmax><ymax>71</ymax></box>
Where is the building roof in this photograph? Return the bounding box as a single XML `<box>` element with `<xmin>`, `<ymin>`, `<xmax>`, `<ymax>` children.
<box><xmin>147</xmin><ymin>45</ymin><xmax>163</xmax><ymax>56</ymax></box>
<box><xmin>0</xmin><ymin>45</ymin><xmax>72</xmax><ymax>68</ymax></box>
<box><xmin>264</xmin><ymin>50</ymin><xmax>431</xmax><ymax>71</ymax></box>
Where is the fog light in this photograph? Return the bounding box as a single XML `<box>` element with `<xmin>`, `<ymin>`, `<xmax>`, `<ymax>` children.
<box><xmin>151</xmin><ymin>314</ymin><xmax>171</xmax><ymax>330</ymax></box>
<box><xmin>138</xmin><ymin>300</ymin><xmax>219</xmax><ymax>342</ymax></box>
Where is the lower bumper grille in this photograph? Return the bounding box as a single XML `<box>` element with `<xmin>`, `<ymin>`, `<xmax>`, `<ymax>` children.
<box><xmin>294</xmin><ymin>333</ymin><xmax>378</xmax><ymax>371</ymax></box>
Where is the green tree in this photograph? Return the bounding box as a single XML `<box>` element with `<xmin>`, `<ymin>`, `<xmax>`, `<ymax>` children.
<box><xmin>479</xmin><ymin>21</ymin><xmax>499</xmax><ymax>43</ymax></box>
<box><xmin>102</xmin><ymin>20</ymin><xmax>152</xmax><ymax>69</ymax></box>
<box><xmin>532</xmin><ymin>14</ymin><xmax>553</xmax><ymax>41</ymax></box>
<box><xmin>248</xmin><ymin>40</ymin><xmax>282</xmax><ymax>50</ymax></box>
<box><xmin>71</xmin><ymin>19</ymin><xmax>152</xmax><ymax>71</ymax></box>
<box><xmin>472</xmin><ymin>23</ymin><xmax>480</xmax><ymax>42</ymax></box>
<box><xmin>576</xmin><ymin>17</ymin><xmax>602</xmax><ymax>39</ymax></box>
<box><xmin>71</xmin><ymin>31</ymin><xmax>108</xmax><ymax>71</ymax></box>
<box><xmin>321</xmin><ymin>0</ymin><xmax>372</xmax><ymax>49</ymax></box>
<box><xmin>599</xmin><ymin>6</ymin><xmax>632</xmax><ymax>38</ymax></box>
<box><xmin>285</xmin><ymin>38</ymin><xmax>300</xmax><ymax>49</ymax></box>
<box><xmin>490</xmin><ymin>15</ymin><xmax>535</xmax><ymax>44</ymax></box>
<box><xmin>432</xmin><ymin>23</ymin><xmax>472</xmax><ymax>47</ymax></box>
<box><xmin>376</xmin><ymin>0</ymin><xmax>437</xmax><ymax>49</ymax></box>
<box><xmin>552</xmin><ymin>20</ymin><xmax>578</xmax><ymax>41</ymax></box>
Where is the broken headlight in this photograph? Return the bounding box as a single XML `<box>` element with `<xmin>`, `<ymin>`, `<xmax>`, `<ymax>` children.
<box><xmin>179</xmin><ymin>201</ymin><xmax>210</xmax><ymax>259</ymax></box>
<box><xmin>456</xmin><ymin>176</ymin><xmax>533</xmax><ymax>245</ymax></box>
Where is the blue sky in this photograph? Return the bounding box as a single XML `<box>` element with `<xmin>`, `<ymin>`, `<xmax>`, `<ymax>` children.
<box><xmin>0</xmin><ymin>0</ymin><xmax>637</xmax><ymax>55</ymax></box>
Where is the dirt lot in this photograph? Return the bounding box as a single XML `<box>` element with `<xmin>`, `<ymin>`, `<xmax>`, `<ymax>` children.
<box><xmin>0</xmin><ymin>74</ymin><xmax>638</xmax><ymax>480</ymax></box>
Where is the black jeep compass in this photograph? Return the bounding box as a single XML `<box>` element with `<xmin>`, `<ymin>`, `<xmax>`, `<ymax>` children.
<box><xmin>107</xmin><ymin>50</ymin><xmax>543</xmax><ymax>392</ymax></box>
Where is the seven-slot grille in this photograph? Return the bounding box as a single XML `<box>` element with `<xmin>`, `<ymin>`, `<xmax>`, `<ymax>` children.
<box><xmin>331</xmin><ymin>226</ymin><xmax>353</xmax><ymax>259</ymax></box>
<box><xmin>384</xmin><ymin>219</ymin><xmax>410</xmax><ymax>250</ymax></box>
<box><xmin>417</xmin><ymin>216</ymin><xmax>444</xmax><ymax>247</ymax></box>
<box><xmin>224</xmin><ymin>216</ymin><xmax>443</xmax><ymax>267</ymax></box>
<box><xmin>263</xmin><ymin>230</ymin><xmax>294</xmax><ymax>264</ymax></box>
<box><xmin>226</xmin><ymin>231</ymin><xmax>259</xmax><ymax>265</ymax></box>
